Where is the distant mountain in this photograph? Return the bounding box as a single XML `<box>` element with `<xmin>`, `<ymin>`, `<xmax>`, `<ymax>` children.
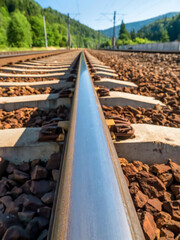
<box><xmin>100</xmin><ymin>12</ymin><xmax>180</xmax><ymax>38</ymax></box>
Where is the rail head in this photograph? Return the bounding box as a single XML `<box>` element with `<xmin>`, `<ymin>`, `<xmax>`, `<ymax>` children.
<box><xmin>50</xmin><ymin>52</ymin><xmax>145</xmax><ymax>240</ymax></box>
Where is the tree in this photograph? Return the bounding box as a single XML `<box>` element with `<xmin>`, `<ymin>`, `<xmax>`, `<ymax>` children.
<box><xmin>29</xmin><ymin>16</ymin><xmax>44</xmax><ymax>47</ymax></box>
<box><xmin>119</xmin><ymin>21</ymin><xmax>130</xmax><ymax>40</ymax></box>
<box><xmin>8</xmin><ymin>11</ymin><xmax>32</xmax><ymax>47</ymax></box>
<box><xmin>130</xmin><ymin>29</ymin><xmax>136</xmax><ymax>40</ymax></box>
<box><xmin>0</xmin><ymin>7</ymin><xmax>10</xmax><ymax>45</ymax></box>
<box><xmin>160</xmin><ymin>29</ymin><xmax>169</xmax><ymax>42</ymax></box>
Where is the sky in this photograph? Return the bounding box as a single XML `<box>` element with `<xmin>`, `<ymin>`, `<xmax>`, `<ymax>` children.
<box><xmin>35</xmin><ymin>0</ymin><xmax>180</xmax><ymax>30</ymax></box>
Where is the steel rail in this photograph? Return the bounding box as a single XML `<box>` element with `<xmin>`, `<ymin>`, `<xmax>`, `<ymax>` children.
<box><xmin>0</xmin><ymin>49</ymin><xmax>68</xmax><ymax>58</ymax></box>
<box><xmin>50</xmin><ymin>52</ymin><xmax>145</xmax><ymax>240</ymax></box>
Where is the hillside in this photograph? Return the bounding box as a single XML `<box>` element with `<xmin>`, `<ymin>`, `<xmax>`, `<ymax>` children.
<box><xmin>137</xmin><ymin>13</ymin><xmax>180</xmax><ymax>41</ymax></box>
<box><xmin>0</xmin><ymin>0</ymin><xmax>108</xmax><ymax>48</ymax></box>
<box><xmin>100</xmin><ymin>12</ymin><xmax>180</xmax><ymax>38</ymax></box>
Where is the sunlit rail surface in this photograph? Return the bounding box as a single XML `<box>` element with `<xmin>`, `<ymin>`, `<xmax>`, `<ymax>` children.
<box><xmin>50</xmin><ymin>53</ymin><xmax>144</xmax><ymax>240</ymax></box>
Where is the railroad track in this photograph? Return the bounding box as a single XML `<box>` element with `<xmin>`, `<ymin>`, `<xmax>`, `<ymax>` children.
<box><xmin>0</xmin><ymin>49</ymin><xmax>71</xmax><ymax>67</ymax></box>
<box><xmin>0</xmin><ymin>50</ymin><xmax>179</xmax><ymax>240</ymax></box>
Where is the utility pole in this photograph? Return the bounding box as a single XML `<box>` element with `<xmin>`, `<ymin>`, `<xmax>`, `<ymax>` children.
<box><xmin>67</xmin><ymin>13</ymin><xmax>71</xmax><ymax>48</ymax></box>
<box><xmin>98</xmin><ymin>31</ymin><xmax>100</xmax><ymax>49</ymax></box>
<box><xmin>100</xmin><ymin>12</ymin><xmax>127</xmax><ymax>49</ymax></box>
<box><xmin>112</xmin><ymin>11</ymin><xmax>116</xmax><ymax>49</ymax></box>
<box><xmin>43</xmin><ymin>16</ymin><xmax>48</xmax><ymax>48</ymax></box>
<box><xmin>66</xmin><ymin>13</ymin><xmax>80</xmax><ymax>48</ymax></box>
<box><xmin>76</xmin><ymin>32</ymin><xmax>79</xmax><ymax>48</ymax></box>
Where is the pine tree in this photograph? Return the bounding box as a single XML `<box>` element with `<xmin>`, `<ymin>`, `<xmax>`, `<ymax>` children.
<box><xmin>130</xmin><ymin>29</ymin><xmax>136</xmax><ymax>40</ymax></box>
<box><xmin>119</xmin><ymin>20</ymin><xmax>130</xmax><ymax>40</ymax></box>
<box><xmin>160</xmin><ymin>29</ymin><xmax>170</xmax><ymax>42</ymax></box>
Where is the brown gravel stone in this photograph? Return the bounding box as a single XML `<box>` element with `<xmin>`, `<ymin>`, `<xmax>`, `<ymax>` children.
<box><xmin>0</xmin><ymin>214</ymin><xmax>20</xmax><ymax>238</ymax></box>
<box><xmin>2</xmin><ymin>225</ymin><xmax>29</xmax><ymax>240</ymax></box>
<box><xmin>18</xmin><ymin>212</ymin><xmax>35</xmax><ymax>223</ymax></box>
<box><xmin>150</xmin><ymin>164</ymin><xmax>171</xmax><ymax>175</ymax></box>
<box><xmin>41</xmin><ymin>192</ymin><xmax>54</xmax><ymax>205</ymax></box>
<box><xmin>136</xmin><ymin>171</ymin><xmax>166</xmax><ymax>198</ymax></box>
<box><xmin>122</xmin><ymin>163</ymin><xmax>138</xmax><ymax>182</ymax></box>
<box><xmin>160</xmin><ymin>227</ymin><xmax>174</xmax><ymax>239</ymax></box>
<box><xmin>12</xmin><ymin>170</ymin><xmax>29</xmax><ymax>182</ymax></box>
<box><xmin>26</xmin><ymin>217</ymin><xmax>48</xmax><ymax>236</ymax></box>
<box><xmin>169</xmin><ymin>160</ymin><xmax>180</xmax><ymax>182</ymax></box>
<box><xmin>21</xmin><ymin>180</ymin><xmax>31</xmax><ymax>194</ymax></box>
<box><xmin>171</xmin><ymin>185</ymin><xmax>180</xmax><ymax>198</ymax></box>
<box><xmin>0</xmin><ymin>158</ymin><xmax>8</xmax><ymax>179</ymax></box>
<box><xmin>31</xmin><ymin>166</ymin><xmax>48</xmax><ymax>180</ymax></box>
<box><xmin>30</xmin><ymin>180</ymin><xmax>52</xmax><ymax>197</ymax></box>
<box><xmin>163</xmin><ymin>200</ymin><xmax>180</xmax><ymax>221</ymax></box>
<box><xmin>155</xmin><ymin>211</ymin><xmax>172</xmax><ymax>228</ymax></box>
<box><xmin>158</xmin><ymin>172</ymin><xmax>174</xmax><ymax>187</ymax></box>
<box><xmin>5</xmin><ymin>202</ymin><xmax>19</xmax><ymax>215</ymax></box>
<box><xmin>18</xmin><ymin>162</ymin><xmax>30</xmax><ymax>172</ymax></box>
<box><xmin>164</xmin><ymin>219</ymin><xmax>180</xmax><ymax>236</ymax></box>
<box><xmin>132</xmin><ymin>160</ymin><xmax>143</xmax><ymax>171</ymax></box>
<box><xmin>23</xmin><ymin>194</ymin><xmax>43</xmax><ymax>211</ymax></box>
<box><xmin>162</xmin><ymin>191</ymin><xmax>175</xmax><ymax>202</ymax></box>
<box><xmin>129</xmin><ymin>182</ymin><xmax>140</xmax><ymax>195</ymax></box>
<box><xmin>0</xmin><ymin>196</ymin><xmax>13</xmax><ymax>208</ymax></box>
<box><xmin>37</xmin><ymin>206</ymin><xmax>51</xmax><ymax>219</ymax></box>
<box><xmin>10</xmin><ymin>186</ymin><xmax>22</xmax><ymax>198</ymax></box>
<box><xmin>31</xmin><ymin>159</ymin><xmax>41</xmax><ymax>168</ymax></box>
<box><xmin>46</xmin><ymin>153</ymin><xmax>61</xmax><ymax>170</ymax></box>
<box><xmin>141</xmin><ymin>211</ymin><xmax>157</xmax><ymax>240</ymax></box>
<box><xmin>145</xmin><ymin>198</ymin><xmax>162</xmax><ymax>213</ymax></box>
<box><xmin>52</xmin><ymin>169</ymin><xmax>59</xmax><ymax>182</ymax></box>
<box><xmin>133</xmin><ymin>190</ymin><xmax>149</xmax><ymax>209</ymax></box>
<box><xmin>14</xmin><ymin>194</ymin><xmax>28</xmax><ymax>209</ymax></box>
<box><xmin>6</xmin><ymin>163</ymin><xmax>16</xmax><ymax>174</ymax></box>
<box><xmin>118</xmin><ymin>158</ymin><xmax>129</xmax><ymax>167</ymax></box>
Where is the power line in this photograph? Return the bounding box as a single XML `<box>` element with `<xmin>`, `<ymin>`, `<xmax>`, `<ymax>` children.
<box><xmin>100</xmin><ymin>11</ymin><xmax>127</xmax><ymax>48</ymax></box>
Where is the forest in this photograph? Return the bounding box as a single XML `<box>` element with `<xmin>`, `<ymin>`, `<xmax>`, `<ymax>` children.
<box><xmin>137</xmin><ymin>14</ymin><xmax>180</xmax><ymax>42</ymax></box>
<box><xmin>116</xmin><ymin>13</ymin><xmax>180</xmax><ymax>46</ymax></box>
<box><xmin>0</xmin><ymin>0</ymin><xmax>108</xmax><ymax>49</ymax></box>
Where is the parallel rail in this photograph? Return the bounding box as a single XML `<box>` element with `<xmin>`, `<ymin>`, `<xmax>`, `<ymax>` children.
<box><xmin>0</xmin><ymin>49</ymin><xmax>71</xmax><ymax>67</ymax></box>
<box><xmin>49</xmin><ymin>52</ymin><xmax>145</xmax><ymax>240</ymax></box>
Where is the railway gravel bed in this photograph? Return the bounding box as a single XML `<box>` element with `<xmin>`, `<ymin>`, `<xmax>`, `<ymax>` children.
<box><xmin>102</xmin><ymin>105</ymin><xmax>180</xmax><ymax>128</ymax></box>
<box><xmin>0</xmin><ymin>86</ymin><xmax>60</xmax><ymax>97</ymax></box>
<box><xmin>0</xmin><ymin>77</ymin><xmax>60</xmax><ymax>83</ymax></box>
<box><xmin>88</xmin><ymin>50</ymin><xmax>180</xmax><ymax>111</ymax></box>
<box><xmin>0</xmin><ymin>105</ymin><xmax>70</xmax><ymax>129</ymax></box>
<box><xmin>0</xmin><ymin>153</ymin><xmax>61</xmax><ymax>240</ymax></box>
<box><xmin>119</xmin><ymin>157</ymin><xmax>180</xmax><ymax>240</ymax></box>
